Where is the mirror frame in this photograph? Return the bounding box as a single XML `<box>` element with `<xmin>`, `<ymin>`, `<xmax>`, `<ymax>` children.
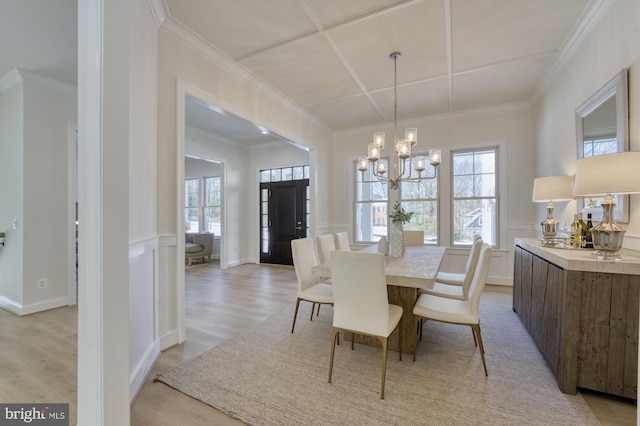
<box><xmin>575</xmin><ymin>68</ymin><xmax>629</xmax><ymax>223</ymax></box>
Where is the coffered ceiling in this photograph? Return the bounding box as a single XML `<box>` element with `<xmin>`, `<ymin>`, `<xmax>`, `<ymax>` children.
<box><xmin>165</xmin><ymin>0</ymin><xmax>595</xmax><ymax>132</ymax></box>
<box><xmin>1</xmin><ymin>0</ymin><xmax>604</xmax><ymax>144</ymax></box>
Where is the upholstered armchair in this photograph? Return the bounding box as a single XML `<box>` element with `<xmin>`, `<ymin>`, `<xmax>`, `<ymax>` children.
<box><xmin>185</xmin><ymin>232</ymin><xmax>214</xmax><ymax>266</ymax></box>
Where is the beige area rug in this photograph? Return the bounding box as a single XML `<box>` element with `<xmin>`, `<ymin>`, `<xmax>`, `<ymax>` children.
<box><xmin>155</xmin><ymin>291</ymin><xmax>600</xmax><ymax>425</ymax></box>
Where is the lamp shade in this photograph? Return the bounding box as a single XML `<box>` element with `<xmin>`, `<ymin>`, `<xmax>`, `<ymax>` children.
<box><xmin>532</xmin><ymin>176</ymin><xmax>574</xmax><ymax>202</ymax></box>
<box><xmin>574</xmin><ymin>152</ymin><xmax>640</xmax><ymax>196</ymax></box>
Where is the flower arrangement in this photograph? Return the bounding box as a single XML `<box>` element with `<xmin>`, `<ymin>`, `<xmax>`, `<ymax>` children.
<box><xmin>389</xmin><ymin>202</ymin><xmax>414</xmax><ymax>224</ymax></box>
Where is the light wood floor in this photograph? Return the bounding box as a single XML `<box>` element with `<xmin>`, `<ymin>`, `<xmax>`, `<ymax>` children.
<box><xmin>0</xmin><ymin>261</ymin><xmax>635</xmax><ymax>425</ymax></box>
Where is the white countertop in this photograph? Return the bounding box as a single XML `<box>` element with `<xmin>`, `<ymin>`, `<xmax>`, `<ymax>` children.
<box><xmin>515</xmin><ymin>238</ymin><xmax>640</xmax><ymax>275</ymax></box>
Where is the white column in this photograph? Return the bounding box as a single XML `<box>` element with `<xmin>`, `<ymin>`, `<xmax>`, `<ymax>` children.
<box><xmin>77</xmin><ymin>0</ymin><xmax>131</xmax><ymax>424</ymax></box>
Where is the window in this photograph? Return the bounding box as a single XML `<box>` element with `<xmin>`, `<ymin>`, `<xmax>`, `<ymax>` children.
<box><xmin>185</xmin><ymin>176</ymin><xmax>222</xmax><ymax>235</ymax></box>
<box><xmin>185</xmin><ymin>178</ymin><xmax>199</xmax><ymax>232</ymax></box>
<box><xmin>203</xmin><ymin>176</ymin><xmax>221</xmax><ymax>235</ymax></box>
<box><xmin>452</xmin><ymin>148</ymin><xmax>497</xmax><ymax>246</ymax></box>
<box><xmin>400</xmin><ymin>157</ymin><xmax>438</xmax><ymax>244</ymax></box>
<box><xmin>355</xmin><ymin>161</ymin><xmax>388</xmax><ymax>243</ymax></box>
<box><xmin>260</xmin><ymin>165</ymin><xmax>309</xmax><ymax>183</ymax></box>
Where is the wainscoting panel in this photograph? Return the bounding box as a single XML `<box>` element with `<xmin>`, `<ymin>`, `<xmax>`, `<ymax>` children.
<box><xmin>129</xmin><ymin>237</ymin><xmax>160</xmax><ymax>401</ymax></box>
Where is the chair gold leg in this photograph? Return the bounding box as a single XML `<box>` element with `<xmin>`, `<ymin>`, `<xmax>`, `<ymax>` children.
<box><xmin>413</xmin><ymin>316</ymin><xmax>421</xmax><ymax>362</ymax></box>
<box><xmin>291</xmin><ymin>298</ymin><xmax>301</xmax><ymax>333</ymax></box>
<box><xmin>472</xmin><ymin>324</ymin><xmax>488</xmax><ymax>376</ymax></box>
<box><xmin>310</xmin><ymin>303</ymin><xmax>316</xmax><ymax>321</ymax></box>
<box><xmin>317</xmin><ymin>303</ymin><xmax>321</xmax><ymax>316</ymax></box>
<box><xmin>351</xmin><ymin>333</ymin><xmax>355</xmax><ymax>350</ymax></box>
<box><xmin>328</xmin><ymin>327</ymin><xmax>339</xmax><ymax>384</ymax></box>
<box><xmin>398</xmin><ymin>324</ymin><xmax>402</xmax><ymax>361</ymax></box>
<box><xmin>472</xmin><ymin>328</ymin><xmax>478</xmax><ymax>346</ymax></box>
<box><xmin>380</xmin><ymin>337</ymin><xmax>388</xmax><ymax>399</ymax></box>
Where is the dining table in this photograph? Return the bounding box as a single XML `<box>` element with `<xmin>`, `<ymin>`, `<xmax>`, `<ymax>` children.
<box><xmin>312</xmin><ymin>244</ymin><xmax>446</xmax><ymax>354</ymax></box>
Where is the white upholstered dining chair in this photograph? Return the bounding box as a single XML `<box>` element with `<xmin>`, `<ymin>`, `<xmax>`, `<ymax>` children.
<box><xmin>290</xmin><ymin>238</ymin><xmax>333</xmax><ymax>333</ymax></box>
<box><xmin>334</xmin><ymin>232</ymin><xmax>350</xmax><ymax>251</ymax></box>
<box><xmin>436</xmin><ymin>235</ymin><xmax>483</xmax><ymax>286</ymax></box>
<box><xmin>412</xmin><ymin>243</ymin><xmax>492</xmax><ymax>376</ymax></box>
<box><xmin>419</xmin><ymin>236</ymin><xmax>483</xmax><ymax>300</ymax></box>
<box><xmin>316</xmin><ymin>234</ymin><xmax>336</xmax><ymax>264</ymax></box>
<box><xmin>328</xmin><ymin>250</ymin><xmax>403</xmax><ymax>399</ymax></box>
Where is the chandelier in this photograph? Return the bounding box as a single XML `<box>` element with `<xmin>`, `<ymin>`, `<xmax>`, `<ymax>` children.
<box><xmin>358</xmin><ymin>52</ymin><xmax>441</xmax><ymax>190</ymax></box>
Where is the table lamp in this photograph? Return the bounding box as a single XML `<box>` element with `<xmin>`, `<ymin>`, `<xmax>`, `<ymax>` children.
<box><xmin>573</xmin><ymin>151</ymin><xmax>640</xmax><ymax>260</ymax></box>
<box><xmin>532</xmin><ymin>176</ymin><xmax>574</xmax><ymax>245</ymax></box>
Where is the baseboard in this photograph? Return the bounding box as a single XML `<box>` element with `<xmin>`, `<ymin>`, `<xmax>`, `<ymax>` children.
<box><xmin>227</xmin><ymin>258</ymin><xmax>255</xmax><ymax>267</ymax></box>
<box><xmin>130</xmin><ymin>340</ymin><xmax>161</xmax><ymax>403</ymax></box>
<box><xmin>159</xmin><ymin>329</ymin><xmax>178</xmax><ymax>351</ymax></box>
<box><xmin>0</xmin><ymin>295</ymin><xmax>69</xmax><ymax>316</ymax></box>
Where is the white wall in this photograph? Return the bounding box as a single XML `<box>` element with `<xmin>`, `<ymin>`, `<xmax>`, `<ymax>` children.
<box><xmin>533</xmin><ymin>0</ymin><xmax>640</xmax><ymax>250</ymax></box>
<box><xmin>0</xmin><ymin>70</ymin><xmax>76</xmax><ymax>315</ymax></box>
<box><xmin>0</xmin><ymin>72</ymin><xmax>24</xmax><ymax>308</ymax></box>
<box><xmin>185</xmin><ymin>156</ymin><xmax>222</xmax><ymax>179</ymax></box>
<box><xmin>332</xmin><ymin>105</ymin><xmax>535</xmax><ymax>285</ymax></box>
<box><xmin>22</xmin><ymin>77</ymin><xmax>76</xmax><ymax>313</ymax></box>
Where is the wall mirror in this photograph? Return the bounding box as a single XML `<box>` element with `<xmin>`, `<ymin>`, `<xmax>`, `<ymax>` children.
<box><xmin>576</xmin><ymin>69</ymin><xmax>629</xmax><ymax>222</ymax></box>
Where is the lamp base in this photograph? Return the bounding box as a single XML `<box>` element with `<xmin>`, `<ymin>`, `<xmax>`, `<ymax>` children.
<box><xmin>593</xmin><ymin>250</ymin><xmax>622</xmax><ymax>262</ymax></box>
<box><xmin>540</xmin><ymin>203</ymin><xmax>557</xmax><ymax>241</ymax></box>
<box><xmin>591</xmin><ymin>195</ymin><xmax>625</xmax><ymax>262</ymax></box>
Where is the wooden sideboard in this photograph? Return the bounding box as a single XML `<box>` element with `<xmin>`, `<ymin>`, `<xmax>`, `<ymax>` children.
<box><xmin>513</xmin><ymin>238</ymin><xmax>640</xmax><ymax>399</ymax></box>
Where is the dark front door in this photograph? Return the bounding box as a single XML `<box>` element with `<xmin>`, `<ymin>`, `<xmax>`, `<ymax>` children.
<box><xmin>260</xmin><ymin>179</ymin><xmax>308</xmax><ymax>265</ymax></box>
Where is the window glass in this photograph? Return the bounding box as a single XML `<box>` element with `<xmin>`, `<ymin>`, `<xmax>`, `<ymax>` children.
<box><xmin>184</xmin><ymin>178</ymin><xmax>199</xmax><ymax>232</ymax></box>
<box><xmin>355</xmin><ymin>163</ymin><xmax>388</xmax><ymax>242</ymax></box>
<box><xmin>452</xmin><ymin>148</ymin><xmax>497</xmax><ymax>245</ymax></box>
<box><xmin>203</xmin><ymin>176</ymin><xmax>221</xmax><ymax>235</ymax></box>
<box><xmin>399</xmin><ymin>158</ymin><xmax>438</xmax><ymax>244</ymax></box>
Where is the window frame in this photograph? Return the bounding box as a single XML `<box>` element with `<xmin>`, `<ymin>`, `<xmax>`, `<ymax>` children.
<box><xmin>354</xmin><ymin>157</ymin><xmax>389</xmax><ymax>244</ymax></box>
<box><xmin>185</xmin><ymin>175</ymin><xmax>222</xmax><ymax>235</ymax></box>
<box><xmin>203</xmin><ymin>176</ymin><xmax>221</xmax><ymax>235</ymax></box>
<box><xmin>450</xmin><ymin>146</ymin><xmax>498</xmax><ymax>247</ymax></box>
<box><xmin>398</xmin><ymin>155</ymin><xmax>439</xmax><ymax>245</ymax></box>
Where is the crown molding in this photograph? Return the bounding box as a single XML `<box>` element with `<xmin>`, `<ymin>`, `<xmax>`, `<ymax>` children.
<box><xmin>335</xmin><ymin>101</ymin><xmax>531</xmax><ymax>136</ymax></box>
<box><xmin>160</xmin><ymin>17</ymin><xmax>332</xmax><ymax>135</ymax></box>
<box><xmin>146</xmin><ymin>0</ymin><xmax>167</xmax><ymax>28</ymax></box>
<box><xmin>0</xmin><ymin>68</ymin><xmax>22</xmax><ymax>93</ymax></box>
<box><xmin>535</xmin><ymin>0</ymin><xmax>615</xmax><ymax>96</ymax></box>
<box><xmin>21</xmin><ymin>69</ymin><xmax>77</xmax><ymax>96</ymax></box>
<box><xmin>0</xmin><ymin>68</ymin><xmax>77</xmax><ymax>96</ymax></box>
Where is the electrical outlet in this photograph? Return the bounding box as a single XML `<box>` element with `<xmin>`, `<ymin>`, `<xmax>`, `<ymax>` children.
<box><xmin>37</xmin><ymin>278</ymin><xmax>47</xmax><ymax>289</ymax></box>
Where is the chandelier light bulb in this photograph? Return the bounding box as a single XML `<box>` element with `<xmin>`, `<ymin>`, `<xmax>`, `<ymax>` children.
<box><xmin>396</xmin><ymin>139</ymin><xmax>411</xmax><ymax>160</ymax></box>
<box><xmin>358</xmin><ymin>156</ymin><xmax>369</xmax><ymax>172</ymax></box>
<box><xmin>429</xmin><ymin>149</ymin><xmax>441</xmax><ymax>167</ymax></box>
<box><xmin>373</xmin><ymin>132</ymin><xmax>385</xmax><ymax>149</ymax></box>
<box><xmin>368</xmin><ymin>143</ymin><xmax>380</xmax><ymax>162</ymax></box>
<box><xmin>377</xmin><ymin>160</ymin><xmax>387</xmax><ymax>175</ymax></box>
<box><xmin>405</xmin><ymin>128</ymin><xmax>417</xmax><ymax>145</ymax></box>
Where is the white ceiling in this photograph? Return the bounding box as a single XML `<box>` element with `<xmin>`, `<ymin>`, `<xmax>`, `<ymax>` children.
<box><xmin>1</xmin><ymin>0</ymin><xmax>599</xmax><ymax>144</ymax></box>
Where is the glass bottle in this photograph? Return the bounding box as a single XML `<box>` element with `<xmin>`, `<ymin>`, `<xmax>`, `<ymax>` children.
<box><xmin>572</xmin><ymin>213</ymin><xmax>584</xmax><ymax>248</ymax></box>
<box><xmin>584</xmin><ymin>213</ymin><xmax>593</xmax><ymax>249</ymax></box>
